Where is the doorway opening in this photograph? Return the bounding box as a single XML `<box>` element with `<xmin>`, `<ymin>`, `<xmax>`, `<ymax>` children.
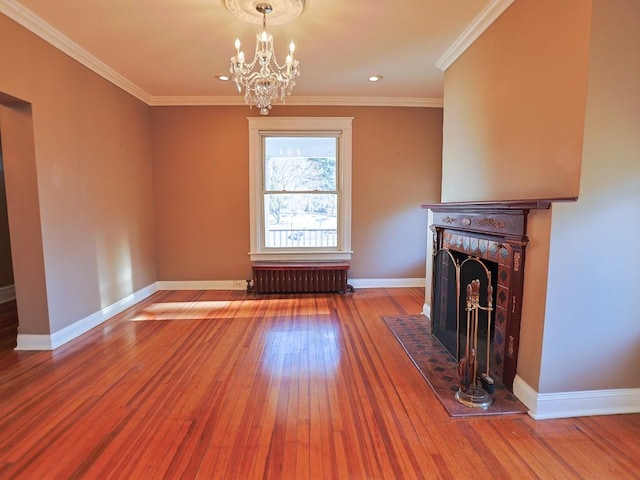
<box><xmin>0</xmin><ymin>132</ymin><xmax>17</xmax><ymax>350</ymax></box>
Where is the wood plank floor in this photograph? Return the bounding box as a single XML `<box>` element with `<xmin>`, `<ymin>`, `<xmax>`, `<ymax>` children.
<box><xmin>0</xmin><ymin>288</ymin><xmax>638</xmax><ymax>479</ymax></box>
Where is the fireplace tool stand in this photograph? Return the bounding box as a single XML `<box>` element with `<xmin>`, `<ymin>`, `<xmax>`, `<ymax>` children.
<box><xmin>456</xmin><ymin>279</ymin><xmax>494</xmax><ymax>409</ymax></box>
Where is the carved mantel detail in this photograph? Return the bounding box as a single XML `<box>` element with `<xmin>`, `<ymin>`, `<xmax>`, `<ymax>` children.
<box><xmin>478</xmin><ymin>218</ymin><xmax>505</xmax><ymax>229</ymax></box>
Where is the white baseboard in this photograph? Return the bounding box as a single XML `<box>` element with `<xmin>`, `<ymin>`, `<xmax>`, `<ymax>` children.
<box><xmin>156</xmin><ymin>280</ymin><xmax>248</xmax><ymax>290</ymax></box>
<box><xmin>16</xmin><ymin>283</ymin><xmax>159</xmax><ymax>351</ymax></box>
<box><xmin>0</xmin><ymin>284</ymin><xmax>15</xmax><ymax>303</ymax></box>
<box><xmin>349</xmin><ymin>278</ymin><xmax>426</xmax><ymax>289</ymax></box>
<box><xmin>513</xmin><ymin>375</ymin><xmax>640</xmax><ymax>420</ymax></box>
<box><xmin>157</xmin><ymin>278</ymin><xmax>426</xmax><ymax>290</ymax></box>
<box><xmin>422</xmin><ymin>303</ymin><xmax>431</xmax><ymax>317</ymax></box>
<box><xmin>13</xmin><ymin>278</ymin><xmax>427</xmax><ymax>351</ymax></box>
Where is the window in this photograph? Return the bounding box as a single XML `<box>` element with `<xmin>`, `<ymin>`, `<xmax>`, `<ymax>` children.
<box><xmin>248</xmin><ymin>117</ymin><xmax>353</xmax><ymax>262</ymax></box>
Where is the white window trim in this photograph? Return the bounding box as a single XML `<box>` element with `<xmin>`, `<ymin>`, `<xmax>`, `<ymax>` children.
<box><xmin>248</xmin><ymin>117</ymin><xmax>353</xmax><ymax>262</ymax></box>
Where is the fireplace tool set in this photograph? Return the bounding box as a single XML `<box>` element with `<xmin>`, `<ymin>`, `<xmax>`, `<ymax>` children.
<box><xmin>456</xmin><ymin>279</ymin><xmax>494</xmax><ymax>409</ymax></box>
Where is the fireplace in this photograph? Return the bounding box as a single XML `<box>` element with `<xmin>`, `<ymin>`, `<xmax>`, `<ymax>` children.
<box><xmin>422</xmin><ymin>199</ymin><xmax>568</xmax><ymax>390</ymax></box>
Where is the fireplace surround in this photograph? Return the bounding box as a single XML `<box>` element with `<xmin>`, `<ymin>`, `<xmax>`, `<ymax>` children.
<box><xmin>422</xmin><ymin>199</ymin><xmax>574</xmax><ymax>390</ymax></box>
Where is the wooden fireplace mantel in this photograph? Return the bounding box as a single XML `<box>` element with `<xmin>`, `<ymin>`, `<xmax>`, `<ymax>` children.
<box><xmin>421</xmin><ymin>197</ymin><xmax>576</xmax><ymax>212</ymax></box>
<box><xmin>421</xmin><ymin>197</ymin><xmax>577</xmax><ymax>241</ymax></box>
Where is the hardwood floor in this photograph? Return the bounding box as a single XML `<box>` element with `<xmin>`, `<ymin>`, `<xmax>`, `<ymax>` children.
<box><xmin>0</xmin><ymin>288</ymin><xmax>638</xmax><ymax>479</ymax></box>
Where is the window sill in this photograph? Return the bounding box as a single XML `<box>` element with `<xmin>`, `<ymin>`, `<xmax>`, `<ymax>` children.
<box><xmin>249</xmin><ymin>250</ymin><xmax>353</xmax><ymax>263</ymax></box>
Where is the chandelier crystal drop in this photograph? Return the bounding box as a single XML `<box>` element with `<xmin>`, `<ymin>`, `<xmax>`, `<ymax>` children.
<box><xmin>230</xmin><ymin>3</ymin><xmax>300</xmax><ymax>115</ymax></box>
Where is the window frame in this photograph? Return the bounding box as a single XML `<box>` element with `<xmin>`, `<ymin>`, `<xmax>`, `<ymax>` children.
<box><xmin>248</xmin><ymin>117</ymin><xmax>353</xmax><ymax>262</ymax></box>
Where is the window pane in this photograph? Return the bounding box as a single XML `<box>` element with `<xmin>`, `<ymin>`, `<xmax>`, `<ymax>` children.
<box><xmin>264</xmin><ymin>137</ymin><xmax>336</xmax><ymax>191</ymax></box>
<box><xmin>264</xmin><ymin>193</ymin><xmax>337</xmax><ymax>247</ymax></box>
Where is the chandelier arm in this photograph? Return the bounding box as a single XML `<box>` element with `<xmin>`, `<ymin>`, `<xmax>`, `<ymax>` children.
<box><xmin>235</xmin><ymin>71</ymin><xmax>264</xmax><ymax>88</ymax></box>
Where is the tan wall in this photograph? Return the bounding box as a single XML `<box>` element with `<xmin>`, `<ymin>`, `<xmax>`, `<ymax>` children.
<box><xmin>151</xmin><ymin>106</ymin><xmax>442</xmax><ymax>281</ymax></box>
<box><xmin>444</xmin><ymin>0</ymin><xmax>639</xmax><ymax>394</ymax></box>
<box><xmin>0</xmin><ymin>14</ymin><xmax>157</xmax><ymax>334</ymax></box>
<box><xmin>539</xmin><ymin>0</ymin><xmax>640</xmax><ymax>392</ymax></box>
<box><xmin>0</xmin><ymin>10</ymin><xmax>441</xmax><ymax>337</ymax></box>
<box><xmin>442</xmin><ymin>0</ymin><xmax>591</xmax><ymax>202</ymax></box>
<box><xmin>440</xmin><ymin>0</ymin><xmax>593</xmax><ymax>389</ymax></box>
<box><xmin>0</xmin><ymin>135</ymin><xmax>14</xmax><ymax>288</ymax></box>
<box><xmin>516</xmin><ymin>209</ymin><xmax>551</xmax><ymax>388</ymax></box>
<box><xmin>0</xmin><ymin>102</ymin><xmax>50</xmax><ymax>334</ymax></box>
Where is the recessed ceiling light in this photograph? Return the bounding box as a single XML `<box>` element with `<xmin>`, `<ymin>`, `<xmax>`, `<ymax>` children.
<box><xmin>216</xmin><ymin>75</ymin><xmax>230</xmax><ymax>81</ymax></box>
<box><xmin>368</xmin><ymin>75</ymin><xmax>383</xmax><ymax>82</ymax></box>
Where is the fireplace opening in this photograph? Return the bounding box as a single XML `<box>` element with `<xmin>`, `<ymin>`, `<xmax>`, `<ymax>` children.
<box><xmin>432</xmin><ymin>249</ymin><xmax>498</xmax><ymax>381</ymax></box>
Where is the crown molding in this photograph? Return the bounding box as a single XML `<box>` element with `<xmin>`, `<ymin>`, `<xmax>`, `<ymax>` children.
<box><xmin>149</xmin><ymin>96</ymin><xmax>443</xmax><ymax>108</ymax></box>
<box><xmin>436</xmin><ymin>0</ymin><xmax>515</xmax><ymax>72</ymax></box>
<box><xmin>0</xmin><ymin>1</ymin><xmax>443</xmax><ymax>109</ymax></box>
<box><xmin>0</xmin><ymin>0</ymin><xmax>153</xmax><ymax>103</ymax></box>
<box><xmin>286</xmin><ymin>96</ymin><xmax>443</xmax><ymax>108</ymax></box>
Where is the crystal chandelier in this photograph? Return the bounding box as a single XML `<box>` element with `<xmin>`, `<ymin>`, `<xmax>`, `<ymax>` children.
<box><xmin>230</xmin><ymin>3</ymin><xmax>300</xmax><ymax>115</ymax></box>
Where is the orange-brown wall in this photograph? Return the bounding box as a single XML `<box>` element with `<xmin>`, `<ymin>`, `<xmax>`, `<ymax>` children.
<box><xmin>151</xmin><ymin>106</ymin><xmax>443</xmax><ymax>281</ymax></box>
<box><xmin>440</xmin><ymin>0</ymin><xmax>593</xmax><ymax>389</ymax></box>
<box><xmin>0</xmin><ymin>14</ymin><xmax>157</xmax><ymax>334</ymax></box>
<box><xmin>1</xmin><ymin>8</ymin><xmax>443</xmax><ymax>338</ymax></box>
<box><xmin>442</xmin><ymin>0</ymin><xmax>591</xmax><ymax>202</ymax></box>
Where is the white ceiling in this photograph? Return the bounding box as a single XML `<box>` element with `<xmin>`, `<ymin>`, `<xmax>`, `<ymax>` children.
<box><xmin>0</xmin><ymin>0</ymin><xmax>514</xmax><ymax>106</ymax></box>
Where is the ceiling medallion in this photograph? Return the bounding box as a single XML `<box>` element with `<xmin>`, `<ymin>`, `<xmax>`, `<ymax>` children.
<box><xmin>223</xmin><ymin>0</ymin><xmax>305</xmax><ymax>25</ymax></box>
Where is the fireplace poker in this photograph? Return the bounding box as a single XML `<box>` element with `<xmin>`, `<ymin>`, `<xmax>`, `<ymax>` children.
<box><xmin>458</xmin><ymin>283</ymin><xmax>473</xmax><ymax>391</ymax></box>
<box><xmin>479</xmin><ymin>284</ymin><xmax>495</xmax><ymax>394</ymax></box>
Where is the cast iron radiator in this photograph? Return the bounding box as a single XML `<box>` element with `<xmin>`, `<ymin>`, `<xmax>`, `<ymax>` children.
<box><xmin>252</xmin><ymin>263</ymin><xmax>351</xmax><ymax>294</ymax></box>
